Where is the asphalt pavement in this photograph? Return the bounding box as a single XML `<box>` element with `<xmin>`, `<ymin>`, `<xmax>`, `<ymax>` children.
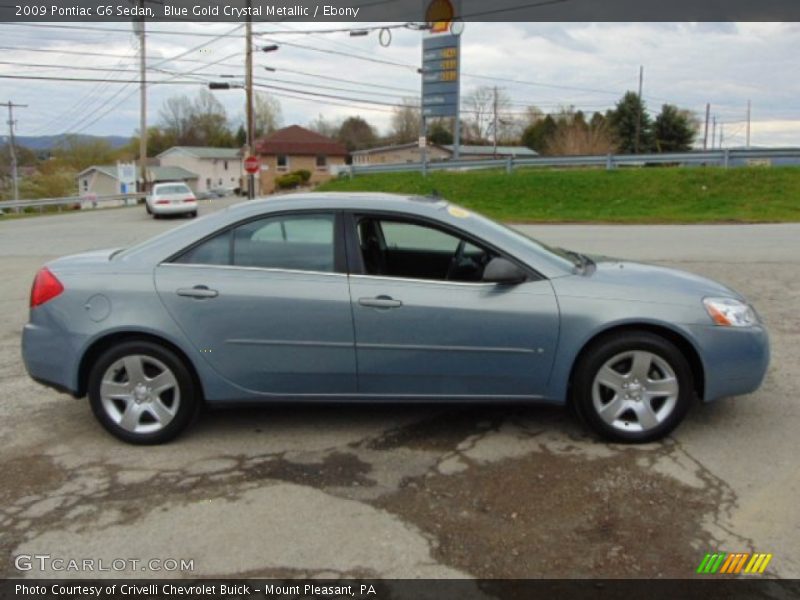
<box><xmin>0</xmin><ymin>198</ymin><xmax>798</xmax><ymax>579</ymax></box>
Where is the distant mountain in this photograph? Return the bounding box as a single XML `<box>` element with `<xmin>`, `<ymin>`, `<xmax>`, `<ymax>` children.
<box><xmin>10</xmin><ymin>134</ymin><xmax>132</xmax><ymax>151</ymax></box>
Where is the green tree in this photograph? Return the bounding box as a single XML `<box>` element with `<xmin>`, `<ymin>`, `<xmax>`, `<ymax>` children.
<box><xmin>336</xmin><ymin>116</ymin><xmax>377</xmax><ymax>152</ymax></box>
<box><xmin>428</xmin><ymin>120</ymin><xmax>453</xmax><ymax>145</ymax></box>
<box><xmin>608</xmin><ymin>91</ymin><xmax>654</xmax><ymax>154</ymax></box>
<box><xmin>17</xmin><ymin>163</ymin><xmax>77</xmax><ymax>199</ymax></box>
<box><xmin>653</xmin><ymin>104</ymin><xmax>697</xmax><ymax>152</ymax></box>
<box><xmin>235</xmin><ymin>124</ymin><xmax>247</xmax><ymax>148</ymax></box>
<box><xmin>521</xmin><ymin>115</ymin><xmax>557</xmax><ymax>154</ymax></box>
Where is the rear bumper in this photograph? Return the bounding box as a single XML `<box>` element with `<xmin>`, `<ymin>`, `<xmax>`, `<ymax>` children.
<box><xmin>150</xmin><ymin>201</ymin><xmax>196</xmax><ymax>215</ymax></box>
<box><xmin>687</xmin><ymin>323</ymin><xmax>770</xmax><ymax>402</ymax></box>
<box><xmin>22</xmin><ymin>322</ymin><xmax>80</xmax><ymax>396</ymax></box>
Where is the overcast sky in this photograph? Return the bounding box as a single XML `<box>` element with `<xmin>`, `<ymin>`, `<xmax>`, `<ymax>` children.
<box><xmin>2</xmin><ymin>21</ymin><xmax>799</xmax><ymax>147</ymax></box>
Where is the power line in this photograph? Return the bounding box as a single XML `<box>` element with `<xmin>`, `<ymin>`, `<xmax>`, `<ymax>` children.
<box><xmin>24</xmin><ymin>48</ymin><xmax>139</xmax><ymax>136</ymax></box>
<box><xmin>256</xmin><ymin>22</ymin><xmax>422</xmax><ymax>36</ymax></box>
<box><xmin>0</xmin><ymin>74</ymin><xmax>207</xmax><ymax>84</ymax></box>
<box><xmin>41</xmin><ymin>24</ymin><xmax>244</xmax><ymax>135</ymax></box>
<box><xmin>1</xmin><ymin>22</ymin><xmax>245</xmax><ymax>38</ymax></box>
<box><xmin>0</xmin><ymin>60</ymin><xmax>143</xmax><ymax>74</ymax></box>
<box><xmin>257</xmin><ymin>36</ymin><xmax>418</xmax><ymax>70</ymax></box>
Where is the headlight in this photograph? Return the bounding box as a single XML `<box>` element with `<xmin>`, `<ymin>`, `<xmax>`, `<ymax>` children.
<box><xmin>703</xmin><ymin>297</ymin><xmax>758</xmax><ymax>327</ymax></box>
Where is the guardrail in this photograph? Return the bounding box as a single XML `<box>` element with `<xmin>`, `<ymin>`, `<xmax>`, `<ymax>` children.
<box><xmin>0</xmin><ymin>192</ymin><xmax>144</xmax><ymax>213</ymax></box>
<box><xmin>347</xmin><ymin>147</ymin><xmax>800</xmax><ymax>176</ymax></box>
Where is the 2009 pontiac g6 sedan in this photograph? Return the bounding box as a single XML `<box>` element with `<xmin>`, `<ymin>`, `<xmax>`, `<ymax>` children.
<box><xmin>22</xmin><ymin>193</ymin><xmax>769</xmax><ymax>444</ymax></box>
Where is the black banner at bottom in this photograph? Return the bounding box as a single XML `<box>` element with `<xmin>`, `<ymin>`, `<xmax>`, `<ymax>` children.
<box><xmin>2</xmin><ymin>579</ymin><xmax>800</xmax><ymax>600</ymax></box>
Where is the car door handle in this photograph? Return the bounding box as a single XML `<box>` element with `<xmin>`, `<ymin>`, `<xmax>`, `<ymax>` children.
<box><xmin>359</xmin><ymin>296</ymin><xmax>402</xmax><ymax>309</ymax></box>
<box><xmin>177</xmin><ymin>286</ymin><xmax>218</xmax><ymax>299</ymax></box>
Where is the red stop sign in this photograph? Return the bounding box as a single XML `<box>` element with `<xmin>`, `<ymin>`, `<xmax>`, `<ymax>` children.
<box><xmin>244</xmin><ymin>156</ymin><xmax>260</xmax><ymax>174</ymax></box>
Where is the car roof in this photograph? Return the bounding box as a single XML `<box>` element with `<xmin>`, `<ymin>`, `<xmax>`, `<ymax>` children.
<box><xmin>224</xmin><ymin>192</ymin><xmax>447</xmax><ymax>216</ymax></box>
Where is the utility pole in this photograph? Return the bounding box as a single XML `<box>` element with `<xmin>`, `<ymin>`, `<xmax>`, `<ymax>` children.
<box><xmin>492</xmin><ymin>86</ymin><xmax>498</xmax><ymax>158</ymax></box>
<box><xmin>711</xmin><ymin>116</ymin><xmax>717</xmax><ymax>150</ymax></box>
<box><xmin>2</xmin><ymin>100</ymin><xmax>27</xmax><ymax>202</ymax></box>
<box><xmin>746</xmin><ymin>100</ymin><xmax>751</xmax><ymax>148</ymax></box>
<box><xmin>719</xmin><ymin>122</ymin><xmax>724</xmax><ymax>149</ymax></box>
<box><xmin>703</xmin><ymin>103</ymin><xmax>710</xmax><ymax>151</ymax></box>
<box><xmin>135</xmin><ymin>5</ymin><xmax>147</xmax><ymax>196</ymax></box>
<box><xmin>634</xmin><ymin>65</ymin><xmax>643</xmax><ymax>154</ymax></box>
<box><xmin>245</xmin><ymin>0</ymin><xmax>256</xmax><ymax>199</ymax></box>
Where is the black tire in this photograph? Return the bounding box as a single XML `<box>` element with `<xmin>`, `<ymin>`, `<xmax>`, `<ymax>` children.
<box><xmin>145</xmin><ymin>203</ymin><xmax>152</xmax><ymax>215</ymax></box>
<box><xmin>188</xmin><ymin>211</ymin><xmax>198</xmax><ymax>218</ymax></box>
<box><xmin>571</xmin><ymin>331</ymin><xmax>693</xmax><ymax>443</ymax></box>
<box><xmin>88</xmin><ymin>340</ymin><xmax>199</xmax><ymax>444</ymax></box>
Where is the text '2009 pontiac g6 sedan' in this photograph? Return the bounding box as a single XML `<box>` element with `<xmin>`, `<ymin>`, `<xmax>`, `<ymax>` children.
<box><xmin>21</xmin><ymin>193</ymin><xmax>769</xmax><ymax>444</ymax></box>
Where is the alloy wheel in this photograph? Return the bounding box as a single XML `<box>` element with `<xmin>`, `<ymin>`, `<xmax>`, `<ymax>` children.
<box><xmin>99</xmin><ymin>354</ymin><xmax>180</xmax><ymax>434</ymax></box>
<box><xmin>591</xmin><ymin>350</ymin><xmax>679</xmax><ymax>434</ymax></box>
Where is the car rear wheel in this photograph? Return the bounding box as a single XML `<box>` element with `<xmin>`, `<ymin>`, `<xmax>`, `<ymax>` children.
<box><xmin>571</xmin><ymin>331</ymin><xmax>693</xmax><ymax>443</ymax></box>
<box><xmin>88</xmin><ymin>341</ymin><xmax>198</xmax><ymax>444</ymax></box>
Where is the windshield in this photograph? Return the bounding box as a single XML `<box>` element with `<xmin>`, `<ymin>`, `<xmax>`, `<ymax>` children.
<box><xmin>468</xmin><ymin>210</ymin><xmax>581</xmax><ymax>272</ymax></box>
<box><xmin>155</xmin><ymin>184</ymin><xmax>191</xmax><ymax>195</ymax></box>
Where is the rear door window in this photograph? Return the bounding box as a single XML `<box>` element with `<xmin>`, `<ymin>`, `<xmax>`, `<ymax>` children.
<box><xmin>234</xmin><ymin>214</ymin><xmax>335</xmax><ymax>272</ymax></box>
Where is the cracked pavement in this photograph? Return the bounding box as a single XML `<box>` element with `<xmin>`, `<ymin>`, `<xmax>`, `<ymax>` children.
<box><xmin>1</xmin><ymin>201</ymin><xmax>798</xmax><ymax>579</ymax></box>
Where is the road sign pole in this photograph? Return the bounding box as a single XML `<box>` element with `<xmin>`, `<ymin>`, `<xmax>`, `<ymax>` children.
<box><xmin>453</xmin><ymin>34</ymin><xmax>461</xmax><ymax>160</ymax></box>
<box><xmin>421</xmin><ymin>117</ymin><xmax>428</xmax><ymax>177</ymax></box>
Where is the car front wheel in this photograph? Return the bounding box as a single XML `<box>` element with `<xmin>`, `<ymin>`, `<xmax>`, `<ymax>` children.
<box><xmin>571</xmin><ymin>331</ymin><xmax>693</xmax><ymax>443</ymax></box>
<box><xmin>88</xmin><ymin>340</ymin><xmax>198</xmax><ymax>444</ymax></box>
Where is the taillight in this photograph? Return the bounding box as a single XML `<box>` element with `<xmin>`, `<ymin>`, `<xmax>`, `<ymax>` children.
<box><xmin>155</xmin><ymin>200</ymin><xmax>170</xmax><ymax>205</ymax></box>
<box><xmin>30</xmin><ymin>267</ymin><xmax>64</xmax><ymax>308</ymax></box>
<box><xmin>183</xmin><ymin>198</ymin><xmax>196</xmax><ymax>203</ymax></box>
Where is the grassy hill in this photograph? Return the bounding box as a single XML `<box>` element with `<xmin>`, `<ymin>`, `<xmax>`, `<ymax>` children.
<box><xmin>318</xmin><ymin>166</ymin><xmax>800</xmax><ymax>223</ymax></box>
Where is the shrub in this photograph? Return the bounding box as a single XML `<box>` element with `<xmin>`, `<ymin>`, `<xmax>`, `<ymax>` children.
<box><xmin>275</xmin><ymin>173</ymin><xmax>301</xmax><ymax>189</ymax></box>
<box><xmin>294</xmin><ymin>169</ymin><xmax>312</xmax><ymax>183</ymax></box>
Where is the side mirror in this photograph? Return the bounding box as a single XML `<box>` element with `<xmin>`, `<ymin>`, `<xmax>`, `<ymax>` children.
<box><xmin>482</xmin><ymin>257</ymin><xmax>527</xmax><ymax>284</ymax></box>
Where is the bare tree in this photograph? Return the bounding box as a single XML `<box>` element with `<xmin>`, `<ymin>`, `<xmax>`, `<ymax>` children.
<box><xmin>158</xmin><ymin>91</ymin><xmax>233</xmax><ymax>147</ymax></box>
<box><xmin>464</xmin><ymin>86</ymin><xmax>513</xmax><ymax>143</ymax></box>
<box><xmin>158</xmin><ymin>95</ymin><xmax>194</xmax><ymax>142</ymax></box>
<box><xmin>191</xmin><ymin>90</ymin><xmax>233</xmax><ymax>147</ymax></box>
<box><xmin>307</xmin><ymin>114</ymin><xmax>340</xmax><ymax>138</ymax></box>
<box><xmin>254</xmin><ymin>93</ymin><xmax>282</xmax><ymax>138</ymax></box>
<box><xmin>546</xmin><ymin>108</ymin><xmax>617</xmax><ymax>156</ymax></box>
<box><xmin>389</xmin><ymin>98</ymin><xmax>421</xmax><ymax>144</ymax></box>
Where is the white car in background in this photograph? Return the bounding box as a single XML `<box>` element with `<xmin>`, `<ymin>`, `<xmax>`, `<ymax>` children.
<box><xmin>146</xmin><ymin>182</ymin><xmax>198</xmax><ymax>219</ymax></box>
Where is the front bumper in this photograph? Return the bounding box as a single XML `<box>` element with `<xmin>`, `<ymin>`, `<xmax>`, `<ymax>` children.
<box><xmin>687</xmin><ymin>323</ymin><xmax>770</xmax><ymax>402</ymax></box>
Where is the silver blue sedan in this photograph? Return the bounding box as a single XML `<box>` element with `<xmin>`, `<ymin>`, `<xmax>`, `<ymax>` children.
<box><xmin>21</xmin><ymin>193</ymin><xmax>770</xmax><ymax>444</ymax></box>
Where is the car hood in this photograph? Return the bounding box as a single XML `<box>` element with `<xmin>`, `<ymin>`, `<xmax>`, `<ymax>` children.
<box><xmin>552</xmin><ymin>256</ymin><xmax>744</xmax><ymax>305</ymax></box>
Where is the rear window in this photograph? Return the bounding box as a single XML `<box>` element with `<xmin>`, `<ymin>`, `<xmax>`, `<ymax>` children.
<box><xmin>155</xmin><ymin>184</ymin><xmax>191</xmax><ymax>195</ymax></box>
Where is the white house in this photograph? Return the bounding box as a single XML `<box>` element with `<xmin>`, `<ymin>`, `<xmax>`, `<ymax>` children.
<box><xmin>157</xmin><ymin>146</ymin><xmax>244</xmax><ymax>194</ymax></box>
<box><xmin>76</xmin><ymin>164</ymin><xmax>199</xmax><ymax>208</ymax></box>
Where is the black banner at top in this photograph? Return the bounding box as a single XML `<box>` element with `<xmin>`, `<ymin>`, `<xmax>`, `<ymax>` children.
<box><xmin>2</xmin><ymin>0</ymin><xmax>800</xmax><ymax>22</ymax></box>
